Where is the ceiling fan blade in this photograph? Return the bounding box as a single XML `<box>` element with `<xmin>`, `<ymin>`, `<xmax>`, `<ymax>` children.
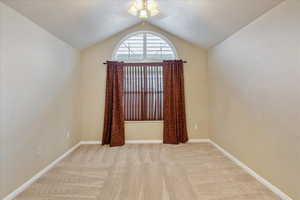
<box><xmin>151</xmin><ymin>12</ymin><xmax>168</xmax><ymax>20</ymax></box>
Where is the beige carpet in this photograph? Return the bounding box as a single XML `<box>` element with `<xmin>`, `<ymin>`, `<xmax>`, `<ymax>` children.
<box><xmin>15</xmin><ymin>143</ymin><xmax>280</xmax><ymax>200</ymax></box>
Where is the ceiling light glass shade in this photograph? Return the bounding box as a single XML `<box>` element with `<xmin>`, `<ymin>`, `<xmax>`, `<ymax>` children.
<box><xmin>149</xmin><ymin>8</ymin><xmax>159</xmax><ymax>16</ymax></box>
<box><xmin>128</xmin><ymin>0</ymin><xmax>159</xmax><ymax>19</ymax></box>
<box><xmin>147</xmin><ymin>0</ymin><xmax>158</xmax><ymax>10</ymax></box>
<box><xmin>128</xmin><ymin>5</ymin><xmax>138</xmax><ymax>16</ymax></box>
<box><xmin>135</xmin><ymin>0</ymin><xmax>144</xmax><ymax>10</ymax></box>
<box><xmin>139</xmin><ymin>9</ymin><xmax>149</xmax><ymax>18</ymax></box>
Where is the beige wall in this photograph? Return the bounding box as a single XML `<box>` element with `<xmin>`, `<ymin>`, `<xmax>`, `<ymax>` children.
<box><xmin>0</xmin><ymin>3</ymin><xmax>81</xmax><ymax>198</ymax></box>
<box><xmin>0</xmin><ymin>3</ymin><xmax>4</xmax><ymax>198</ymax></box>
<box><xmin>208</xmin><ymin>0</ymin><xmax>300</xmax><ymax>199</ymax></box>
<box><xmin>80</xmin><ymin>23</ymin><xmax>209</xmax><ymax>141</ymax></box>
<box><xmin>3</xmin><ymin>0</ymin><xmax>299</xmax><ymax>198</ymax></box>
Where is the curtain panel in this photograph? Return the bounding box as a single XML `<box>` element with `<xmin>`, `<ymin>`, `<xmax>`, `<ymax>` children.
<box><xmin>102</xmin><ymin>60</ymin><xmax>188</xmax><ymax>146</ymax></box>
<box><xmin>102</xmin><ymin>61</ymin><xmax>125</xmax><ymax>147</ymax></box>
<box><xmin>163</xmin><ymin>60</ymin><xmax>188</xmax><ymax>144</ymax></box>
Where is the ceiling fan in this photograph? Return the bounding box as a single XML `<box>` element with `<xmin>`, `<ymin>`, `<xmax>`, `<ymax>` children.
<box><xmin>128</xmin><ymin>0</ymin><xmax>160</xmax><ymax>19</ymax></box>
<box><xmin>127</xmin><ymin>0</ymin><xmax>193</xmax><ymax>21</ymax></box>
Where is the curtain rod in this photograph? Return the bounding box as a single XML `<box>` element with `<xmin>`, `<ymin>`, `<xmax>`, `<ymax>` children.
<box><xmin>102</xmin><ymin>61</ymin><xmax>187</xmax><ymax>65</ymax></box>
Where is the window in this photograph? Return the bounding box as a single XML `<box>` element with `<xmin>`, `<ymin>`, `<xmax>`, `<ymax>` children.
<box><xmin>114</xmin><ymin>31</ymin><xmax>176</xmax><ymax>61</ymax></box>
<box><xmin>114</xmin><ymin>31</ymin><xmax>177</xmax><ymax>121</ymax></box>
<box><xmin>123</xmin><ymin>63</ymin><xmax>163</xmax><ymax>121</ymax></box>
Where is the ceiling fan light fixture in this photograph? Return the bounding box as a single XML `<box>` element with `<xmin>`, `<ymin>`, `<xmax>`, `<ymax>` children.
<box><xmin>128</xmin><ymin>0</ymin><xmax>159</xmax><ymax>19</ymax></box>
<box><xmin>139</xmin><ymin>9</ymin><xmax>149</xmax><ymax>18</ymax></box>
<box><xmin>147</xmin><ymin>0</ymin><xmax>158</xmax><ymax>10</ymax></box>
<box><xmin>150</xmin><ymin>8</ymin><xmax>159</xmax><ymax>16</ymax></box>
<box><xmin>128</xmin><ymin>5</ymin><xmax>138</xmax><ymax>16</ymax></box>
<box><xmin>135</xmin><ymin>0</ymin><xmax>144</xmax><ymax>10</ymax></box>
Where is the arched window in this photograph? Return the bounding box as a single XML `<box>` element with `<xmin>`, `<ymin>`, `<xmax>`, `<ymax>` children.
<box><xmin>113</xmin><ymin>31</ymin><xmax>177</xmax><ymax>61</ymax></box>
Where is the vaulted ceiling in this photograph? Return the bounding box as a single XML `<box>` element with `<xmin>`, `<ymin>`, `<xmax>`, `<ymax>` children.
<box><xmin>1</xmin><ymin>0</ymin><xmax>284</xmax><ymax>49</ymax></box>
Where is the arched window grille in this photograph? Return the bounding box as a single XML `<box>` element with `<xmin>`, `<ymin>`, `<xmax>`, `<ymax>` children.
<box><xmin>113</xmin><ymin>31</ymin><xmax>177</xmax><ymax>61</ymax></box>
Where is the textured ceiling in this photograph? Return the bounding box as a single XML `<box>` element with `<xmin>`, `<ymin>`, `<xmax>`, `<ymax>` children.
<box><xmin>1</xmin><ymin>0</ymin><xmax>284</xmax><ymax>49</ymax></box>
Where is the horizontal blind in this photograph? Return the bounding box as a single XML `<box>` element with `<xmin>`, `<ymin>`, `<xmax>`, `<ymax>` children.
<box><xmin>115</xmin><ymin>32</ymin><xmax>176</xmax><ymax>61</ymax></box>
<box><xmin>123</xmin><ymin>63</ymin><xmax>163</xmax><ymax>121</ymax></box>
<box><xmin>146</xmin><ymin>33</ymin><xmax>175</xmax><ymax>60</ymax></box>
<box><xmin>115</xmin><ymin>33</ymin><xmax>144</xmax><ymax>60</ymax></box>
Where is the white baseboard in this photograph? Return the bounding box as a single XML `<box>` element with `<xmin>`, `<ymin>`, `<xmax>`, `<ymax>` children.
<box><xmin>189</xmin><ymin>139</ymin><xmax>210</xmax><ymax>143</ymax></box>
<box><xmin>81</xmin><ymin>140</ymin><xmax>163</xmax><ymax>144</ymax></box>
<box><xmin>126</xmin><ymin>139</ymin><xmax>211</xmax><ymax>144</ymax></box>
<box><xmin>80</xmin><ymin>141</ymin><xmax>100</xmax><ymax>144</ymax></box>
<box><xmin>80</xmin><ymin>140</ymin><xmax>163</xmax><ymax>144</ymax></box>
<box><xmin>81</xmin><ymin>139</ymin><xmax>210</xmax><ymax>144</ymax></box>
<box><xmin>126</xmin><ymin>140</ymin><xmax>162</xmax><ymax>144</ymax></box>
<box><xmin>209</xmin><ymin>140</ymin><xmax>293</xmax><ymax>200</ymax></box>
<box><xmin>3</xmin><ymin>142</ymin><xmax>81</xmax><ymax>200</ymax></box>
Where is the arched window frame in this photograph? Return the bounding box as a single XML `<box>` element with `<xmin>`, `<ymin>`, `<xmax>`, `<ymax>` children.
<box><xmin>112</xmin><ymin>31</ymin><xmax>178</xmax><ymax>61</ymax></box>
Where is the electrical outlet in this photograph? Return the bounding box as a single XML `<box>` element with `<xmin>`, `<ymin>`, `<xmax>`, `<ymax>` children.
<box><xmin>194</xmin><ymin>124</ymin><xmax>198</xmax><ymax>130</ymax></box>
<box><xmin>36</xmin><ymin>146</ymin><xmax>42</xmax><ymax>157</ymax></box>
<box><xmin>66</xmin><ymin>131</ymin><xmax>70</xmax><ymax>138</ymax></box>
<box><xmin>64</xmin><ymin>128</ymin><xmax>70</xmax><ymax>138</ymax></box>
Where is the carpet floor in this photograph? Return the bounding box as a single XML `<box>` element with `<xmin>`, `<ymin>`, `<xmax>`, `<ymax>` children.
<box><xmin>15</xmin><ymin>143</ymin><xmax>280</xmax><ymax>200</ymax></box>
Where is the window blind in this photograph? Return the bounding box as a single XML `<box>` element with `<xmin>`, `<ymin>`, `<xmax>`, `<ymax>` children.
<box><xmin>123</xmin><ymin>63</ymin><xmax>163</xmax><ymax>121</ymax></box>
<box><xmin>115</xmin><ymin>32</ymin><xmax>175</xmax><ymax>61</ymax></box>
<box><xmin>116</xmin><ymin>33</ymin><xmax>144</xmax><ymax>60</ymax></box>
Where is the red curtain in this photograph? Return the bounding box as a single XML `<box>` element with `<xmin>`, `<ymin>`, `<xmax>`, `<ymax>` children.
<box><xmin>163</xmin><ymin>60</ymin><xmax>188</xmax><ymax>144</ymax></box>
<box><xmin>102</xmin><ymin>61</ymin><xmax>125</xmax><ymax>147</ymax></box>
